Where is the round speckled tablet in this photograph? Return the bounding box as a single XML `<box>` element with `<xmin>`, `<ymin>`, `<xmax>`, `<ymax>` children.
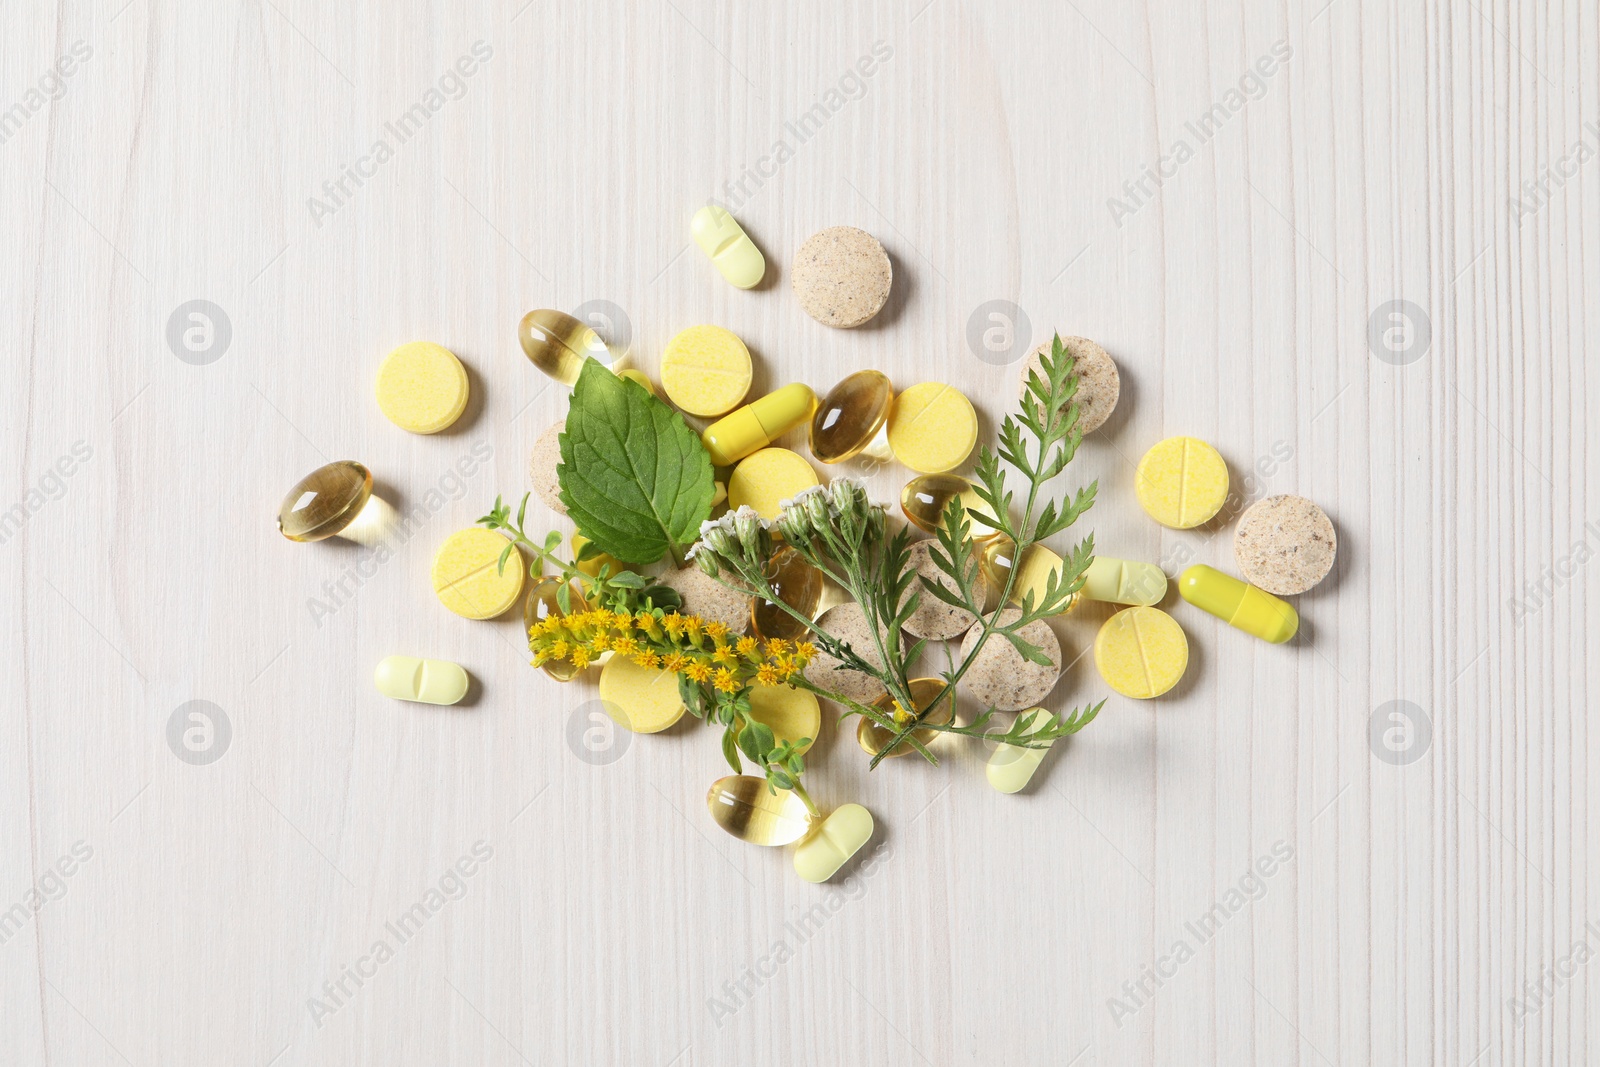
<box><xmin>1019</xmin><ymin>336</ymin><xmax>1120</xmax><ymax>434</ymax></box>
<box><xmin>791</xmin><ymin>226</ymin><xmax>893</xmax><ymax>328</ymax></box>
<box><xmin>528</xmin><ymin>420</ymin><xmax>567</xmax><ymax>515</ymax></box>
<box><xmin>660</xmin><ymin>325</ymin><xmax>753</xmax><ymax>417</ymax></box>
<box><xmin>598</xmin><ymin>656</ymin><xmax>686</xmax><ymax>733</ymax></box>
<box><xmin>901</xmin><ymin>540</ymin><xmax>983</xmax><ymax>640</ymax></box>
<box><xmin>658</xmin><ymin>565</ymin><xmax>751</xmax><ymax>635</ymax></box>
<box><xmin>958</xmin><ymin>610</ymin><xmax>1062</xmax><ymax>712</ymax></box>
<box><xmin>374</xmin><ymin>341</ymin><xmax>469</xmax><ymax>434</ymax></box>
<box><xmin>431</xmin><ymin>528</ymin><xmax>525</xmax><ymax>620</ymax></box>
<box><xmin>1093</xmin><ymin>606</ymin><xmax>1188</xmax><ymax>699</ymax></box>
<box><xmin>887</xmin><ymin>382</ymin><xmax>978</xmax><ymax>474</ymax></box>
<box><xmin>728</xmin><ymin>448</ymin><xmax>820</xmax><ymax>520</ymax></box>
<box><xmin>802</xmin><ymin>603</ymin><xmax>888</xmax><ymax>705</ymax></box>
<box><xmin>1135</xmin><ymin>436</ymin><xmax>1229</xmax><ymax>529</ymax></box>
<box><xmin>1233</xmin><ymin>494</ymin><xmax>1338</xmax><ymax>595</ymax></box>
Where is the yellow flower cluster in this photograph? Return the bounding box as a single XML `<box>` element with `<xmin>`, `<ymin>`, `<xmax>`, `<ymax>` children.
<box><xmin>529</xmin><ymin>608</ymin><xmax>816</xmax><ymax>692</ymax></box>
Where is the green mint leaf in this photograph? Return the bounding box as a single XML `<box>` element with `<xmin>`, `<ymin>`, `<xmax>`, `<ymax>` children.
<box><xmin>559</xmin><ymin>359</ymin><xmax>715</xmax><ymax>564</ymax></box>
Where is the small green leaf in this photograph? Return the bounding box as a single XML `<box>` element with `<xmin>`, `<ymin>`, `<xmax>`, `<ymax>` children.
<box><xmin>559</xmin><ymin>358</ymin><xmax>715</xmax><ymax>564</ymax></box>
<box><xmin>497</xmin><ymin>541</ymin><xmax>514</xmax><ymax>576</ymax></box>
<box><xmin>722</xmin><ymin>728</ymin><xmax>742</xmax><ymax>772</ymax></box>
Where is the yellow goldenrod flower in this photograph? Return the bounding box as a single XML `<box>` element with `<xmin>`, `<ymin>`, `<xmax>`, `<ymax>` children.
<box><xmin>685</xmin><ymin>659</ymin><xmax>713</xmax><ymax>684</ymax></box>
<box><xmin>755</xmin><ymin>662</ymin><xmax>782</xmax><ymax>687</ymax></box>
<box><xmin>571</xmin><ymin>647</ymin><xmax>592</xmax><ymax>670</ymax></box>
<box><xmin>662</xmin><ymin>614</ymin><xmax>686</xmax><ymax>637</ymax></box>
<box><xmin>662</xmin><ymin>652</ymin><xmax>690</xmax><ymax>674</ymax></box>
<box><xmin>712</xmin><ymin>645</ymin><xmax>739</xmax><ymax>667</ymax></box>
<box><xmin>549</xmin><ymin>640</ymin><xmax>570</xmax><ymax>660</ymax></box>
<box><xmin>612</xmin><ymin>636</ymin><xmax>641</xmax><ymax>657</ymax></box>
<box><xmin>735</xmin><ymin>636</ymin><xmax>759</xmax><ymax>659</ymax></box>
<box><xmin>763</xmin><ymin>638</ymin><xmax>790</xmax><ymax>658</ymax></box>
<box><xmin>793</xmin><ymin>641</ymin><xmax>818</xmax><ymax>662</ymax></box>
<box><xmin>705</xmin><ymin>620</ymin><xmax>729</xmax><ymax>641</ymax></box>
<box><xmin>591</xmin><ymin>632</ymin><xmax>612</xmax><ymax>653</ymax></box>
<box><xmin>713</xmin><ymin>667</ymin><xmax>741</xmax><ymax>693</ymax></box>
<box><xmin>633</xmin><ymin>650</ymin><xmax>661</xmax><ymax>669</ymax></box>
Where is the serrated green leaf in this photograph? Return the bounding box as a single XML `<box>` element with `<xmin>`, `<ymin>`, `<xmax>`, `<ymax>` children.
<box><xmin>558</xmin><ymin>359</ymin><xmax>715</xmax><ymax>564</ymax></box>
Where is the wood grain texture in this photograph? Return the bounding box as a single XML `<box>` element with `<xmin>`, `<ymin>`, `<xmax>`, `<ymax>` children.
<box><xmin>2</xmin><ymin>1</ymin><xmax>1594</xmax><ymax>1064</ymax></box>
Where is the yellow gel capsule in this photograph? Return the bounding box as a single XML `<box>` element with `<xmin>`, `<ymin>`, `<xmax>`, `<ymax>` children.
<box><xmin>980</xmin><ymin>539</ymin><xmax>1077</xmax><ymax>614</ymax></box>
<box><xmin>431</xmin><ymin>528</ymin><xmax>524</xmax><ymax>620</ymax></box>
<box><xmin>858</xmin><ymin>677</ymin><xmax>953</xmax><ymax>758</ymax></box>
<box><xmin>793</xmin><ymin>804</ymin><xmax>874</xmax><ymax>883</ymax></box>
<box><xmin>373</xmin><ymin>655</ymin><xmax>469</xmax><ymax>706</ymax></box>
<box><xmin>1134</xmin><ymin>436</ymin><xmax>1230</xmax><ymax>529</ymax></box>
<box><xmin>524</xmin><ymin>578</ymin><xmax>590</xmax><ymax>682</ymax></box>
<box><xmin>277</xmin><ymin>460</ymin><xmax>373</xmax><ymax>542</ymax></box>
<box><xmin>746</xmin><ymin>684</ymin><xmax>821</xmax><ymax>754</ymax></box>
<box><xmin>707</xmin><ymin>775</ymin><xmax>814</xmax><ymax>846</ymax></box>
<box><xmin>728</xmin><ymin>447</ymin><xmax>821</xmax><ymax>520</ymax></box>
<box><xmin>1178</xmin><ymin>564</ymin><xmax>1299</xmax><ymax>644</ymax></box>
<box><xmin>986</xmin><ymin>708</ymin><xmax>1057</xmax><ymax>794</ymax></box>
<box><xmin>373</xmin><ymin>341</ymin><xmax>469</xmax><ymax>434</ymax></box>
<box><xmin>701</xmin><ymin>384</ymin><xmax>818</xmax><ymax>466</ymax></box>
<box><xmin>810</xmin><ymin>370</ymin><xmax>894</xmax><ymax>463</ymax></box>
<box><xmin>1094</xmin><ymin>606</ymin><xmax>1189</xmax><ymax>698</ymax></box>
<box><xmin>519</xmin><ymin>309</ymin><xmax>605</xmax><ymax>386</ymax></box>
<box><xmin>691</xmin><ymin>204</ymin><xmax>766</xmax><ymax>289</ymax></box>
<box><xmin>660</xmin><ymin>325</ymin><xmax>753</xmax><ymax>417</ymax></box>
<box><xmin>887</xmin><ymin>382</ymin><xmax>978</xmax><ymax>474</ymax></box>
<box><xmin>900</xmin><ymin>473</ymin><xmax>1001</xmax><ymax>537</ymax></box>
<box><xmin>1081</xmin><ymin>556</ymin><xmax>1168</xmax><ymax>606</ymax></box>
<box><xmin>598</xmin><ymin>656</ymin><xmax>686</xmax><ymax>733</ymax></box>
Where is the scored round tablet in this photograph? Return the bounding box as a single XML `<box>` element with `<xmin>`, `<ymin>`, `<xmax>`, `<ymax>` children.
<box><xmin>660</xmin><ymin>325</ymin><xmax>753</xmax><ymax>417</ymax></box>
<box><xmin>792</xmin><ymin>226</ymin><xmax>893</xmax><ymax>328</ymax></box>
<box><xmin>431</xmin><ymin>528</ymin><xmax>524</xmax><ymax>620</ymax></box>
<box><xmin>1019</xmin><ymin>336</ymin><xmax>1120</xmax><ymax>434</ymax></box>
<box><xmin>728</xmin><ymin>447</ymin><xmax>821</xmax><ymax>520</ymax></box>
<box><xmin>1233</xmin><ymin>494</ymin><xmax>1338</xmax><ymax>595</ymax></box>
<box><xmin>1093</xmin><ymin>606</ymin><xmax>1189</xmax><ymax>699</ymax></box>
<box><xmin>1135</xmin><ymin>436</ymin><xmax>1229</xmax><ymax>529</ymax></box>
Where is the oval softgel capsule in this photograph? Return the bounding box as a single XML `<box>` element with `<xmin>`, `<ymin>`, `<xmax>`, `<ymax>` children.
<box><xmin>1178</xmin><ymin>564</ymin><xmax>1299</xmax><ymax>644</ymax></box>
<box><xmin>691</xmin><ymin>205</ymin><xmax>765</xmax><ymax>289</ymax></box>
<box><xmin>793</xmin><ymin>804</ymin><xmax>874</xmax><ymax>883</ymax></box>
<box><xmin>374</xmin><ymin>656</ymin><xmax>470</xmax><ymax>705</ymax></box>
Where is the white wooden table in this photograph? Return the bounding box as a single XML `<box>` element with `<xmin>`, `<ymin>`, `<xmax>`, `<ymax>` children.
<box><xmin>3</xmin><ymin>2</ymin><xmax>1593</xmax><ymax>1064</ymax></box>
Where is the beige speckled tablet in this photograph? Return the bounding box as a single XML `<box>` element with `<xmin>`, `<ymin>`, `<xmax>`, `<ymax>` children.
<box><xmin>901</xmin><ymin>540</ymin><xmax>984</xmax><ymax>640</ymax></box>
<box><xmin>1233</xmin><ymin>494</ymin><xmax>1337</xmax><ymax>595</ymax></box>
<box><xmin>658</xmin><ymin>565</ymin><xmax>751</xmax><ymax>635</ymax></box>
<box><xmin>802</xmin><ymin>603</ymin><xmax>888</xmax><ymax>705</ymax></box>
<box><xmin>791</xmin><ymin>226</ymin><xmax>893</xmax><ymax>328</ymax></box>
<box><xmin>1019</xmin><ymin>336</ymin><xmax>1120</xmax><ymax>434</ymax></box>
<box><xmin>958</xmin><ymin>610</ymin><xmax>1062</xmax><ymax>712</ymax></box>
<box><xmin>528</xmin><ymin>420</ymin><xmax>566</xmax><ymax>515</ymax></box>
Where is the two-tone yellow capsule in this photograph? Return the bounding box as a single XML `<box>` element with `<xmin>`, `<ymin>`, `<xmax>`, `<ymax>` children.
<box><xmin>700</xmin><ymin>383</ymin><xmax>818</xmax><ymax>466</ymax></box>
<box><xmin>1178</xmin><ymin>564</ymin><xmax>1298</xmax><ymax>644</ymax></box>
<box><xmin>1081</xmin><ymin>556</ymin><xmax>1168</xmax><ymax>606</ymax></box>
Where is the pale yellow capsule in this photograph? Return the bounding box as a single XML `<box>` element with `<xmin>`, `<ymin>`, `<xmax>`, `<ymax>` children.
<box><xmin>986</xmin><ymin>708</ymin><xmax>1056</xmax><ymax>794</ymax></box>
<box><xmin>793</xmin><ymin>804</ymin><xmax>874</xmax><ymax>883</ymax></box>
<box><xmin>373</xmin><ymin>655</ymin><xmax>469</xmax><ymax>706</ymax></box>
<box><xmin>691</xmin><ymin>204</ymin><xmax>766</xmax><ymax>289</ymax></box>
<box><xmin>1081</xmin><ymin>556</ymin><xmax>1167</xmax><ymax>606</ymax></box>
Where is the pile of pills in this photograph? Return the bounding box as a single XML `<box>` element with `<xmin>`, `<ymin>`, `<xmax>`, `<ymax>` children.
<box><xmin>273</xmin><ymin>201</ymin><xmax>1337</xmax><ymax>885</ymax></box>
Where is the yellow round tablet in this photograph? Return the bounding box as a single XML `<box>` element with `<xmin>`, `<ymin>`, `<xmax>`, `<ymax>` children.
<box><xmin>887</xmin><ymin>382</ymin><xmax>977</xmax><ymax>474</ymax></box>
<box><xmin>1134</xmin><ymin>436</ymin><xmax>1229</xmax><ymax>529</ymax></box>
<box><xmin>598</xmin><ymin>657</ymin><xmax>686</xmax><ymax>734</ymax></box>
<box><xmin>431</xmin><ymin>528</ymin><xmax>524</xmax><ymax>620</ymax></box>
<box><xmin>746</xmin><ymin>684</ymin><xmax>821</xmax><ymax>754</ymax></box>
<box><xmin>728</xmin><ymin>448</ymin><xmax>820</xmax><ymax>520</ymax></box>
<box><xmin>374</xmin><ymin>341</ymin><xmax>469</xmax><ymax>434</ymax></box>
<box><xmin>1093</xmin><ymin>606</ymin><xmax>1189</xmax><ymax>699</ymax></box>
<box><xmin>660</xmin><ymin>325</ymin><xmax>753</xmax><ymax>417</ymax></box>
